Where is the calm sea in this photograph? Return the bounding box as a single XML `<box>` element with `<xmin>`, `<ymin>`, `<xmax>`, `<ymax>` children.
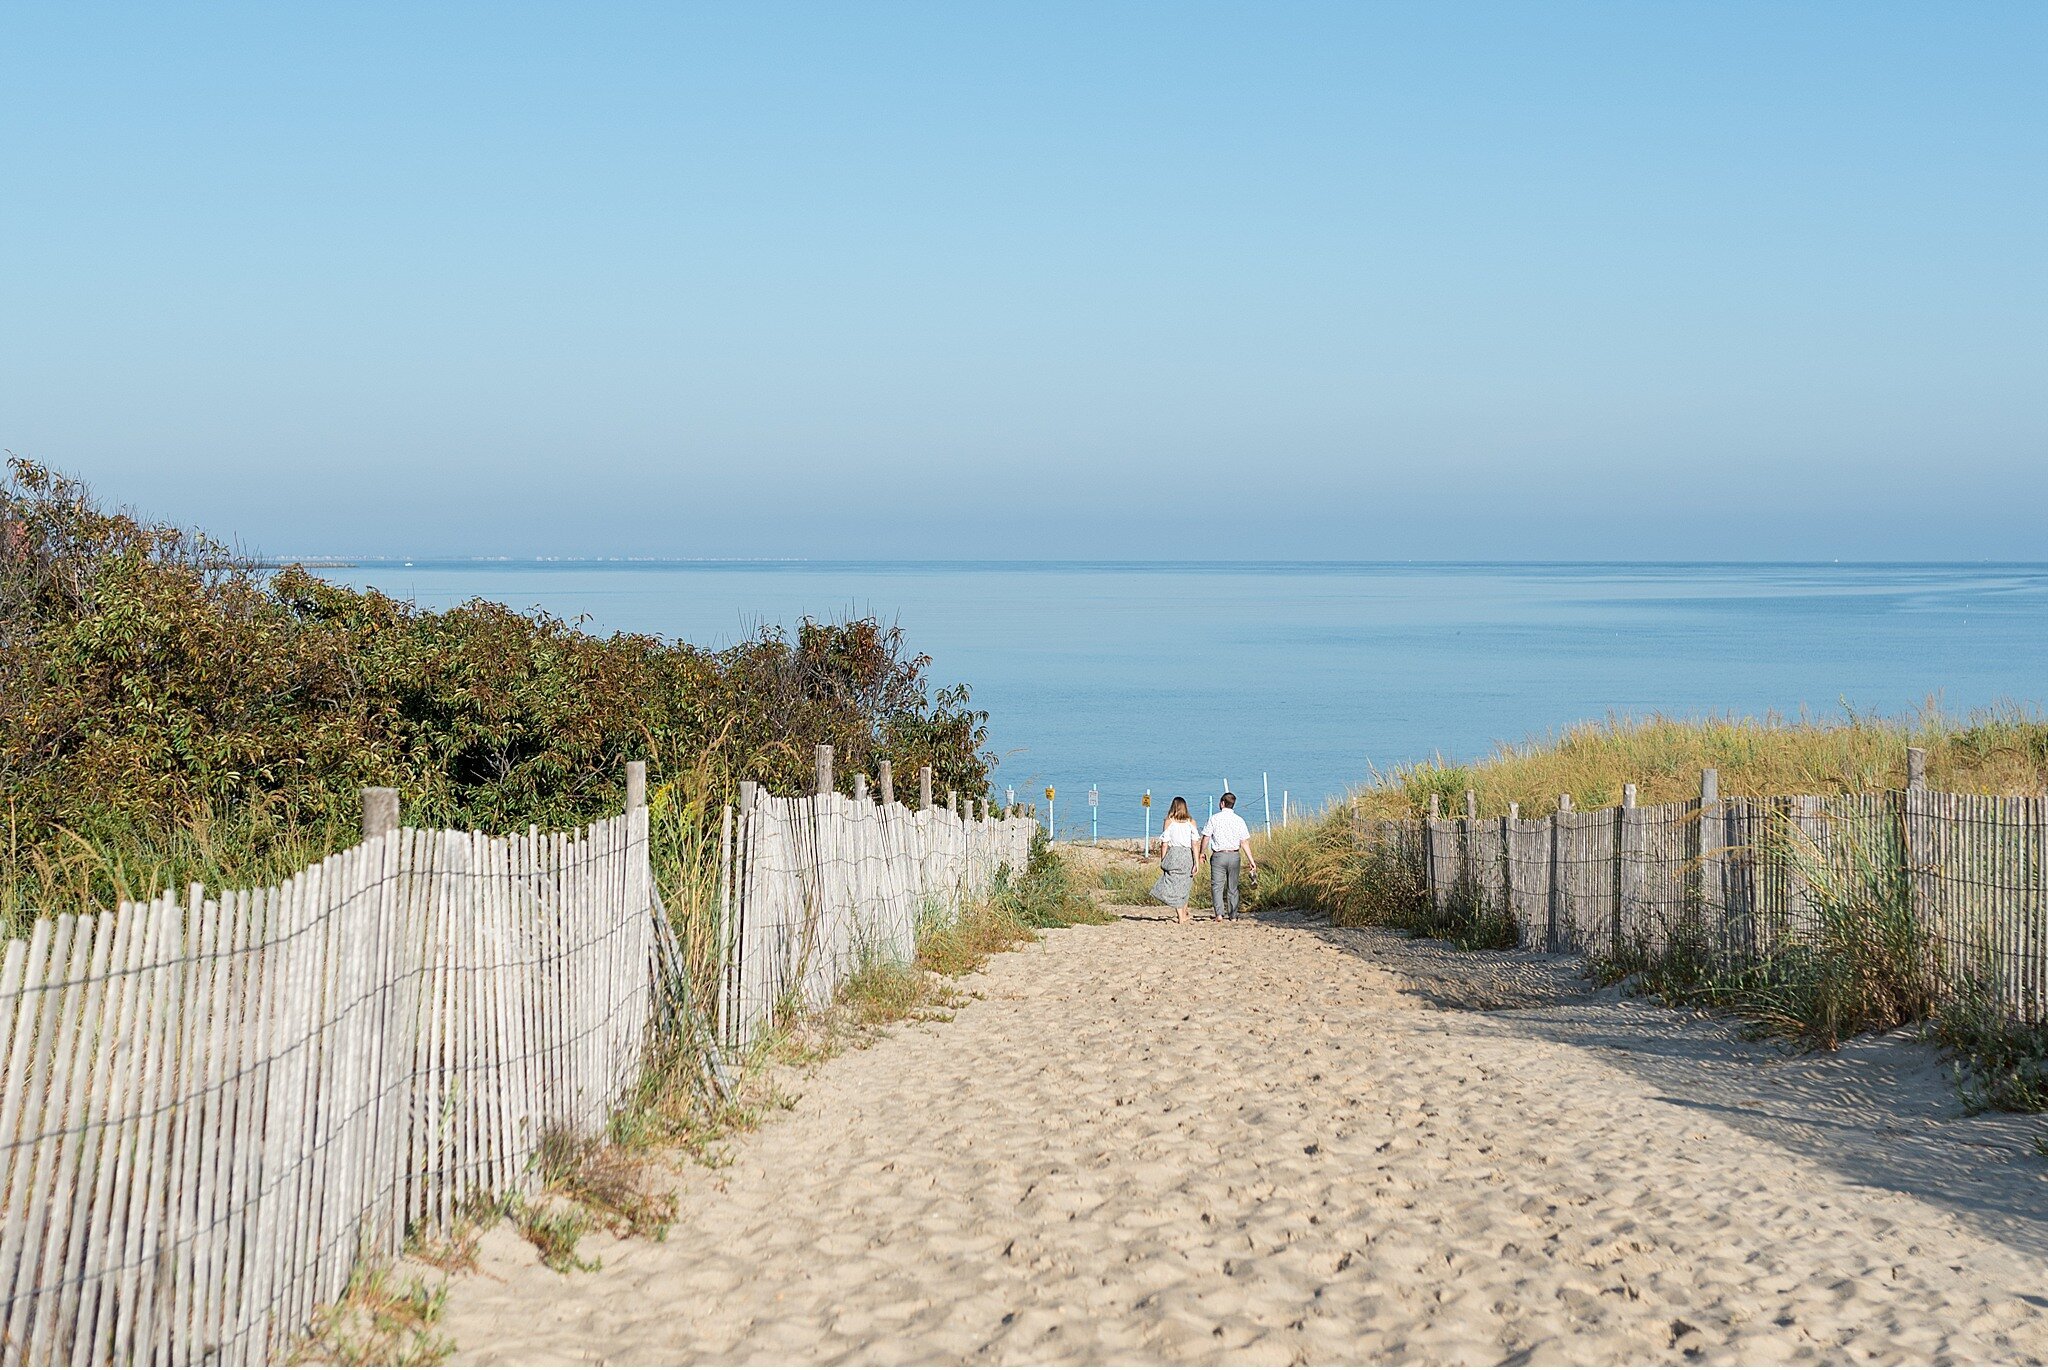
<box><xmin>313</xmin><ymin>562</ymin><xmax>2048</xmax><ymax>837</ymax></box>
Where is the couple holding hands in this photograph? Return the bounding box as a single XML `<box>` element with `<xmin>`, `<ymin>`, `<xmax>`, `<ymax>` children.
<box><xmin>1149</xmin><ymin>791</ymin><xmax>1257</xmax><ymax>924</ymax></box>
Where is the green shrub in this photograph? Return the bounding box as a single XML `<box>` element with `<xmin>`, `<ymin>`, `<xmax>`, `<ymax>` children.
<box><xmin>0</xmin><ymin>459</ymin><xmax>993</xmax><ymax>931</ymax></box>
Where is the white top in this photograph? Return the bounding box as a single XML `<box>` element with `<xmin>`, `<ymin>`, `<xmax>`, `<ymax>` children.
<box><xmin>1202</xmin><ymin>809</ymin><xmax>1252</xmax><ymax>852</ymax></box>
<box><xmin>1161</xmin><ymin>818</ymin><xmax>1199</xmax><ymax>849</ymax></box>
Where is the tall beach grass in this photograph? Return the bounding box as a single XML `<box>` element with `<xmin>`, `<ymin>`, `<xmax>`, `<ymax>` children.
<box><xmin>1251</xmin><ymin>708</ymin><xmax>2048</xmax><ymax>1103</ymax></box>
<box><xmin>1349</xmin><ymin>706</ymin><xmax>2048</xmax><ymax>821</ymax></box>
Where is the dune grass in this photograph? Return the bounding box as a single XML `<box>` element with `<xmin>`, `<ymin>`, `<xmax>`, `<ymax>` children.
<box><xmin>1593</xmin><ymin>814</ymin><xmax>1937</xmax><ymax>1050</ymax></box>
<box><xmin>1252</xmin><ymin>710</ymin><xmax>2048</xmax><ymax>1096</ymax></box>
<box><xmin>1351</xmin><ymin>706</ymin><xmax>2048</xmax><ymax>821</ymax></box>
<box><xmin>1930</xmin><ymin>982</ymin><xmax>2048</xmax><ymax>1114</ymax></box>
<box><xmin>847</xmin><ymin>832</ymin><xmax>1111</xmax><ymax>1010</ymax></box>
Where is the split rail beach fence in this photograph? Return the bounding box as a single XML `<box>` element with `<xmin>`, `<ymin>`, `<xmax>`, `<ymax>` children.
<box><xmin>718</xmin><ymin>750</ymin><xmax>1037</xmax><ymax>1050</ymax></box>
<box><xmin>1370</xmin><ymin>750</ymin><xmax>2048</xmax><ymax>1025</ymax></box>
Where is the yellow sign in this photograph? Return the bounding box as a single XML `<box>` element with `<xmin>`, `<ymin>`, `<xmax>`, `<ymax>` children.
<box><xmin>1044</xmin><ymin>786</ymin><xmax>1055</xmax><ymax>801</ymax></box>
<box><xmin>1141</xmin><ymin>792</ymin><xmax>1152</xmax><ymax>807</ymax></box>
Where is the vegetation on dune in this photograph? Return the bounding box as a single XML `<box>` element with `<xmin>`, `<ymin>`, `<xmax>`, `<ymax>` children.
<box><xmin>1352</xmin><ymin>710</ymin><xmax>2048</xmax><ymax>821</ymax></box>
<box><xmin>1591</xmin><ymin>817</ymin><xmax>1937</xmax><ymax>1051</ymax></box>
<box><xmin>0</xmin><ymin>458</ymin><xmax>993</xmax><ymax>932</ymax></box>
<box><xmin>1252</xmin><ymin>711</ymin><xmax>2048</xmax><ymax>1108</ymax></box>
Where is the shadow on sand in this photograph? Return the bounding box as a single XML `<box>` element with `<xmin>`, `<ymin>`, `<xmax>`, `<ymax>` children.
<box><xmin>1257</xmin><ymin>905</ymin><xmax>2048</xmax><ymax>1258</ymax></box>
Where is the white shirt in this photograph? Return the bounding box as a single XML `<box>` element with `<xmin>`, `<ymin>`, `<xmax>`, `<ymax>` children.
<box><xmin>1202</xmin><ymin>810</ymin><xmax>1252</xmax><ymax>852</ymax></box>
<box><xmin>1161</xmin><ymin>818</ymin><xmax>1199</xmax><ymax>849</ymax></box>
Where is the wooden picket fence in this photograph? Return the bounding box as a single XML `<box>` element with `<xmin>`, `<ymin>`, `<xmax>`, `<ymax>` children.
<box><xmin>719</xmin><ymin>786</ymin><xmax>1037</xmax><ymax>1049</ymax></box>
<box><xmin>1371</xmin><ymin>773</ymin><xmax>2048</xmax><ymax>1024</ymax></box>
<box><xmin>0</xmin><ymin>806</ymin><xmax>659</xmax><ymax>1366</ymax></box>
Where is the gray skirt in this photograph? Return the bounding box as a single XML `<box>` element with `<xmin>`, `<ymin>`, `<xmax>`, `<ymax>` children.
<box><xmin>1149</xmin><ymin>844</ymin><xmax>1195</xmax><ymax>905</ymax></box>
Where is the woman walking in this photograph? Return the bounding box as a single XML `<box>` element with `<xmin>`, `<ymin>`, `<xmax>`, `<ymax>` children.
<box><xmin>1150</xmin><ymin>796</ymin><xmax>1201</xmax><ymax>925</ymax></box>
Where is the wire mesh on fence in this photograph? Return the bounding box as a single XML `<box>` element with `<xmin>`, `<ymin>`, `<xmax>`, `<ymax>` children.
<box><xmin>720</xmin><ymin>795</ymin><xmax>1036</xmax><ymax>1050</ymax></box>
<box><xmin>1361</xmin><ymin>786</ymin><xmax>2048</xmax><ymax>1028</ymax></box>
<box><xmin>0</xmin><ymin>810</ymin><xmax>656</xmax><ymax>1366</ymax></box>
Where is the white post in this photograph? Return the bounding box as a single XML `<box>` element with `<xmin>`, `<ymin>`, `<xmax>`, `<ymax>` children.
<box><xmin>626</xmin><ymin>759</ymin><xmax>647</xmax><ymax>811</ymax></box>
<box><xmin>1282</xmin><ymin>789</ymin><xmax>1289</xmax><ymax>826</ymax></box>
<box><xmin>815</xmin><ymin>744</ymin><xmax>834</xmax><ymax>797</ymax></box>
<box><xmin>362</xmin><ymin>786</ymin><xmax>398</xmax><ymax>839</ymax></box>
<box><xmin>1263</xmin><ymin>772</ymin><xmax>1272</xmax><ymax>834</ymax></box>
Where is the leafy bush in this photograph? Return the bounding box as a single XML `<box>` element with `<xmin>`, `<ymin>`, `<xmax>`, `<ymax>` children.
<box><xmin>0</xmin><ymin>459</ymin><xmax>993</xmax><ymax>928</ymax></box>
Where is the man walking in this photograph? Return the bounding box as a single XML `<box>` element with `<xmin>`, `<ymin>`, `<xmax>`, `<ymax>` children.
<box><xmin>1200</xmin><ymin>792</ymin><xmax>1257</xmax><ymax>921</ymax></box>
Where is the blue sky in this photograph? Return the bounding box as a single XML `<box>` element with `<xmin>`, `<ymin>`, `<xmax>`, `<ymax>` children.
<box><xmin>3</xmin><ymin>1</ymin><xmax>2043</xmax><ymax>559</ymax></box>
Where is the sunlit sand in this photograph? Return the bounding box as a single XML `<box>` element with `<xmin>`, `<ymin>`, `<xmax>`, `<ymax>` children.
<box><xmin>436</xmin><ymin>881</ymin><xmax>2048</xmax><ymax>1365</ymax></box>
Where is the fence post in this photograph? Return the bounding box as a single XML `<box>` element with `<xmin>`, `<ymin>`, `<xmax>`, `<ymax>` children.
<box><xmin>362</xmin><ymin>787</ymin><xmax>399</xmax><ymax>839</ymax></box>
<box><xmin>920</xmin><ymin>766</ymin><xmax>934</xmax><ymax>812</ymax></box>
<box><xmin>853</xmin><ymin>774</ymin><xmax>868</xmax><ymax>803</ymax></box>
<box><xmin>1614</xmin><ymin>783</ymin><xmax>1637</xmax><ymax>957</ymax></box>
<box><xmin>1501</xmin><ymin>803</ymin><xmax>1517</xmax><ymax>940</ymax></box>
<box><xmin>626</xmin><ymin>759</ymin><xmax>647</xmax><ymax>812</ymax></box>
<box><xmin>1551</xmin><ymin>793</ymin><xmax>1571</xmax><ymax>952</ymax></box>
<box><xmin>815</xmin><ymin>744</ymin><xmax>834</xmax><ymax>797</ymax></box>
<box><xmin>879</xmin><ymin>761</ymin><xmax>895</xmax><ymax>806</ymax></box>
<box><xmin>1698</xmin><ymin>768</ymin><xmax>1721</xmax><ymax>959</ymax></box>
<box><xmin>739</xmin><ymin>780</ymin><xmax>758</xmax><ymax>812</ymax></box>
<box><xmin>1903</xmin><ymin>747</ymin><xmax>1929</xmax><ymax>973</ymax></box>
<box><xmin>1433</xmin><ymin>790</ymin><xmax>1449</xmax><ymax>909</ymax></box>
<box><xmin>1462</xmin><ymin>790</ymin><xmax>1478</xmax><ymax>910</ymax></box>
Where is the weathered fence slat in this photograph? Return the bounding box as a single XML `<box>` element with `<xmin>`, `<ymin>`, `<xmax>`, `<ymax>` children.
<box><xmin>0</xmin><ymin>802</ymin><xmax>660</xmax><ymax>1366</ymax></box>
<box><xmin>1358</xmin><ymin>781</ymin><xmax>2048</xmax><ymax>1030</ymax></box>
<box><xmin>718</xmin><ymin>790</ymin><xmax>1035</xmax><ymax>1051</ymax></box>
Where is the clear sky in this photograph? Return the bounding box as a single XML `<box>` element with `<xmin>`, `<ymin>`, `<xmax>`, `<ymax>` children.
<box><xmin>3</xmin><ymin>1</ymin><xmax>2044</xmax><ymax>560</ymax></box>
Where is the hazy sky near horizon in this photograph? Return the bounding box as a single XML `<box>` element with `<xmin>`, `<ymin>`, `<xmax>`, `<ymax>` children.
<box><xmin>4</xmin><ymin>1</ymin><xmax>2044</xmax><ymax>560</ymax></box>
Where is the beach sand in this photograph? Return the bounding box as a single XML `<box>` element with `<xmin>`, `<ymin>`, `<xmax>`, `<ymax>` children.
<box><xmin>436</xmin><ymin>878</ymin><xmax>2048</xmax><ymax>1365</ymax></box>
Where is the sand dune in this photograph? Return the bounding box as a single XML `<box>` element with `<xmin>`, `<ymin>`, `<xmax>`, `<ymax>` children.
<box><xmin>437</xmin><ymin>899</ymin><xmax>2048</xmax><ymax>1365</ymax></box>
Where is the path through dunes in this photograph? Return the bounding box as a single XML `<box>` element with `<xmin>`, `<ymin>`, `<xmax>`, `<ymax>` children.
<box><xmin>438</xmin><ymin>902</ymin><xmax>2048</xmax><ymax>1366</ymax></box>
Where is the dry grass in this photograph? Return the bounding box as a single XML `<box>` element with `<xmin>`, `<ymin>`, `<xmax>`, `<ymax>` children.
<box><xmin>290</xmin><ymin>1265</ymin><xmax>452</xmax><ymax>1366</ymax></box>
<box><xmin>1092</xmin><ymin>860</ymin><xmax>1157</xmax><ymax>903</ymax></box>
<box><xmin>840</xmin><ymin>952</ymin><xmax>959</xmax><ymax>1026</ymax></box>
<box><xmin>1350</xmin><ymin>707</ymin><xmax>2048</xmax><ymax>821</ymax></box>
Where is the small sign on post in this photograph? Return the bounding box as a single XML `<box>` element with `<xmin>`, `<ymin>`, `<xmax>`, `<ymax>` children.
<box><xmin>1142</xmin><ymin>790</ymin><xmax>1152</xmax><ymax>855</ymax></box>
<box><xmin>1044</xmin><ymin>785</ymin><xmax>1055</xmax><ymax>838</ymax></box>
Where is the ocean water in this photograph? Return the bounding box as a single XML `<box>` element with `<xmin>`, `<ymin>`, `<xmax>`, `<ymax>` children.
<box><xmin>313</xmin><ymin>562</ymin><xmax>2048</xmax><ymax>837</ymax></box>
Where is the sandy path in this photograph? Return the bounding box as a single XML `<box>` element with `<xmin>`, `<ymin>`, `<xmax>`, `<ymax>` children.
<box><xmin>439</xmin><ymin>907</ymin><xmax>2048</xmax><ymax>1365</ymax></box>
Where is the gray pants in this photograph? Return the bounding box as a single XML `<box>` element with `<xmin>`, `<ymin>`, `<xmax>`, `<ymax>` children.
<box><xmin>1210</xmin><ymin>851</ymin><xmax>1242</xmax><ymax>919</ymax></box>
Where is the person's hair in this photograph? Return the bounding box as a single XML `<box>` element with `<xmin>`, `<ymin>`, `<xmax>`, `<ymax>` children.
<box><xmin>1221</xmin><ymin>791</ymin><xmax>1237</xmax><ymax>808</ymax></box>
<box><xmin>1166</xmin><ymin>796</ymin><xmax>1191</xmax><ymax>823</ymax></box>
